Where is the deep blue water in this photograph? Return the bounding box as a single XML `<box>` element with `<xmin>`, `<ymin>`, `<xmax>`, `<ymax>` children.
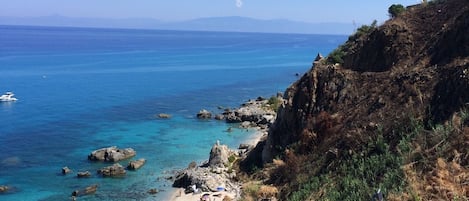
<box><xmin>0</xmin><ymin>25</ymin><xmax>346</xmax><ymax>200</ymax></box>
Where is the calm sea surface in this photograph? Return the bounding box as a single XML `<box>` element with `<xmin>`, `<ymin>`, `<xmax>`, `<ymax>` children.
<box><xmin>0</xmin><ymin>25</ymin><xmax>346</xmax><ymax>200</ymax></box>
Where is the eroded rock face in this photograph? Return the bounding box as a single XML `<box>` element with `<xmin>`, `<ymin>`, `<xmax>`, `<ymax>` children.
<box><xmin>88</xmin><ymin>146</ymin><xmax>136</xmax><ymax>162</ymax></box>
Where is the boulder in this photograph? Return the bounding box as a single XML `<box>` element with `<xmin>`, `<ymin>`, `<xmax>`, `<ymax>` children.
<box><xmin>72</xmin><ymin>184</ymin><xmax>98</xmax><ymax>197</ymax></box>
<box><xmin>209</xmin><ymin>141</ymin><xmax>230</xmax><ymax>168</ymax></box>
<box><xmin>77</xmin><ymin>171</ymin><xmax>91</xmax><ymax>178</ymax></box>
<box><xmin>197</xmin><ymin>109</ymin><xmax>212</xmax><ymax>119</ymax></box>
<box><xmin>127</xmin><ymin>158</ymin><xmax>146</xmax><ymax>170</ymax></box>
<box><xmin>88</xmin><ymin>146</ymin><xmax>136</xmax><ymax>162</ymax></box>
<box><xmin>0</xmin><ymin>185</ymin><xmax>9</xmax><ymax>193</ymax></box>
<box><xmin>62</xmin><ymin>166</ymin><xmax>72</xmax><ymax>175</ymax></box>
<box><xmin>98</xmin><ymin>163</ymin><xmax>126</xmax><ymax>177</ymax></box>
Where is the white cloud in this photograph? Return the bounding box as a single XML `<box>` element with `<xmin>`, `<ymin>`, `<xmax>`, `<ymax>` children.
<box><xmin>236</xmin><ymin>0</ymin><xmax>243</xmax><ymax>8</ymax></box>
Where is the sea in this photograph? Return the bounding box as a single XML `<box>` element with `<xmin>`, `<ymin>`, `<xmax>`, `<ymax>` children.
<box><xmin>0</xmin><ymin>25</ymin><xmax>346</xmax><ymax>200</ymax></box>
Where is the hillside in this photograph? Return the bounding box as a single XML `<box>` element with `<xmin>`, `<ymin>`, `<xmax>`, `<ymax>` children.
<box><xmin>240</xmin><ymin>0</ymin><xmax>469</xmax><ymax>200</ymax></box>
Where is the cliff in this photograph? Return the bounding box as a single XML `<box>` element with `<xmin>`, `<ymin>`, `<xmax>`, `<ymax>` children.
<box><xmin>241</xmin><ymin>0</ymin><xmax>469</xmax><ymax>200</ymax></box>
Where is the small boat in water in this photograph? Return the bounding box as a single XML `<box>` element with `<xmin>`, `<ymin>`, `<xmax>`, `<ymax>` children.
<box><xmin>0</xmin><ymin>92</ymin><xmax>18</xmax><ymax>102</ymax></box>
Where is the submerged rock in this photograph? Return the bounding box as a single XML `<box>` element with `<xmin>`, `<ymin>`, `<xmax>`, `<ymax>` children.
<box><xmin>157</xmin><ymin>113</ymin><xmax>172</xmax><ymax>119</ymax></box>
<box><xmin>127</xmin><ymin>158</ymin><xmax>146</xmax><ymax>170</ymax></box>
<box><xmin>72</xmin><ymin>184</ymin><xmax>98</xmax><ymax>197</ymax></box>
<box><xmin>98</xmin><ymin>163</ymin><xmax>126</xmax><ymax>177</ymax></box>
<box><xmin>88</xmin><ymin>146</ymin><xmax>136</xmax><ymax>162</ymax></box>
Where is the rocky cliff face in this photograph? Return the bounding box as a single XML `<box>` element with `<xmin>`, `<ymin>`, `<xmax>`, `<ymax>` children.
<box><xmin>263</xmin><ymin>0</ymin><xmax>469</xmax><ymax>162</ymax></box>
<box><xmin>245</xmin><ymin>0</ymin><xmax>469</xmax><ymax>200</ymax></box>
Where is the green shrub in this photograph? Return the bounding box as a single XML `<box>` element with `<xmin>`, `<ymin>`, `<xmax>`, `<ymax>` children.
<box><xmin>266</xmin><ymin>96</ymin><xmax>282</xmax><ymax>111</ymax></box>
<box><xmin>388</xmin><ymin>4</ymin><xmax>406</xmax><ymax>18</ymax></box>
<box><xmin>326</xmin><ymin>20</ymin><xmax>377</xmax><ymax>65</ymax></box>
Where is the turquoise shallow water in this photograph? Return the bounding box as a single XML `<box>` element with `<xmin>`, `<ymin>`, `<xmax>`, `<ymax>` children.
<box><xmin>0</xmin><ymin>25</ymin><xmax>346</xmax><ymax>200</ymax></box>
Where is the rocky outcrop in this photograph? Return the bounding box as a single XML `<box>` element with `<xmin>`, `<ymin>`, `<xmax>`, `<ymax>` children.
<box><xmin>173</xmin><ymin>142</ymin><xmax>239</xmax><ymax>193</ymax></box>
<box><xmin>208</xmin><ymin>141</ymin><xmax>233</xmax><ymax>168</ymax></box>
<box><xmin>88</xmin><ymin>146</ymin><xmax>136</xmax><ymax>162</ymax></box>
<box><xmin>98</xmin><ymin>163</ymin><xmax>126</xmax><ymax>177</ymax></box>
<box><xmin>72</xmin><ymin>184</ymin><xmax>98</xmax><ymax>197</ymax></box>
<box><xmin>223</xmin><ymin>98</ymin><xmax>278</xmax><ymax>127</ymax></box>
<box><xmin>173</xmin><ymin>165</ymin><xmax>238</xmax><ymax>193</ymax></box>
<box><xmin>127</xmin><ymin>158</ymin><xmax>146</xmax><ymax>170</ymax></box>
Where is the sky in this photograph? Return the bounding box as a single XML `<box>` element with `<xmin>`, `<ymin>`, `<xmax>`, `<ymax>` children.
<box><xmin>1</xmin><ymin>0</ymin><xmax>421</xmax><ymax>24</ymax></box>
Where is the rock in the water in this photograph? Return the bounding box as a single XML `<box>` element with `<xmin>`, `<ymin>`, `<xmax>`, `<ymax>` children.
<box><xmin>88</xmin><ymin>146</ymin><xmax>136</xmax><ymax>162</ymax></box>
<box><xmin>98</xmin><ymin>163</ymin><xmax>126</xmax><ymax>177</ymax></box>
<box><xmin>72</xmin><ymin>184</ymin><xmax>98</xmax><ymax>197</ymax></box>
<box><xmin>209</xmin><ymin>142</ymin><xmax>230</xmax><ymax>168</ymax></box>
<box><xmin>127</xmin><ymin>158</ymin><xmax>146</xmax><ymax>170</ymax></box>
<box><xmin>147</xmin><ymin>188</ymin><xmax>159</xmax><ymax>194</ymax></box>
<box><xmin>157</xmin><ymin>113</ymin><xmax>171</xmax><ymax>119</ymax></box>
<box><xmin>214</xmin><ymin>114</ymin><xmax>225</xmax><ymax>120</ymax></box>
<box><xmin>197</xmin><ymin>109</ymin><xmax>212</xmax><ymax>119</ymax></box>
<box><xmin>62</xmin><ymin>166</ymin><xmax>72</xmax><ymax>175</ymax></box>
<box><xmin>238</xmin><ymin>144</ymin><xmax>251</xmax><ymax>149</ymax></box>
<box><xmin>77</xmin><ymin>171</ymin><xmax>91</xmax><ymax>178</ymax></box>
<box><xmin>0</xmin><ymin>185</ymin><xmax>9</xmax><ymax>193</ymax></box>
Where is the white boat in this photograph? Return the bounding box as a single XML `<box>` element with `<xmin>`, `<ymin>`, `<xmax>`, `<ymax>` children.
<box><xmin>0</xmin><ymin>92</ymin><xmax>18</xmax><ymax>102</ymax></box>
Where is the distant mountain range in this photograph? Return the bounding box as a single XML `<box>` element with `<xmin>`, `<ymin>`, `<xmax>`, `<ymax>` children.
<box><xmin>0</xmin><ymin>15</ymin><xmax>355</xmax><ymax>35</ymax></box>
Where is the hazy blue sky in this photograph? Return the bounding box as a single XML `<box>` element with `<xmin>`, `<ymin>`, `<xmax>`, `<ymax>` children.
<box><xmin>1</xmin><ymin>0</ymin><xmax>420</xmax><ymax>23</ymax></box>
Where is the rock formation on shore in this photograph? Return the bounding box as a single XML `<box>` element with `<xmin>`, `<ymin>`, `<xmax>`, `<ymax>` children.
<box><xmin>240</xmin><ymin>0</ymin><xmax>469</xmax><ymax>200</ymax></box>
<box><xmin>173</xmin><ymin>142</ymin><xmax>239</xmax><ymax>194</ymax></box>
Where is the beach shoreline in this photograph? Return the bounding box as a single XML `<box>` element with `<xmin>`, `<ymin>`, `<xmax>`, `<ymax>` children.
<box><xmin>166</xmin><ymin>128</ymin><xmax>267</xmax><ymax>201</ymax></box>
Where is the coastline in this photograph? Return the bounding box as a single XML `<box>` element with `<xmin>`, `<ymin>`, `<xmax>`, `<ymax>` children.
<box><xmin>167</xmin><ymin>129</ymin><xmax>267</xmax><ymax>201</ymax></box>
<box><xmin>166</xmin><ymin>97</ymin><xmax>276</xmax><ymax>201</ymax></box>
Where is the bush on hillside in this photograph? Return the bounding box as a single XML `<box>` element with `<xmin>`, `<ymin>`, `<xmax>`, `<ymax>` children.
<box><xmin>388</xmin><ymin>4</ymin><xmax>406</xmax><ymax>18</ymax></box>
